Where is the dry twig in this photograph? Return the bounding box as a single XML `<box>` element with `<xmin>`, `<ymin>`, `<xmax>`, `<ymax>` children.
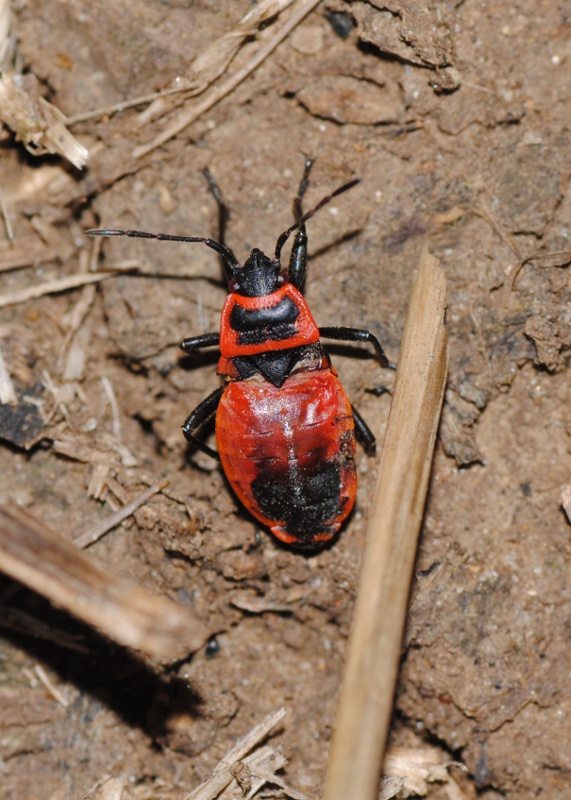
<box><xmin>0</xmin><ymin>270</ymin><xmax>117</xmax><ymax>309</ymax></box>
<box><xmin>74</xmin><ymin>480</ymin><xmax>169</xmax><ymax>549</ymax></box>
<box><xmin>324</xmin><ymin>248</ymin><xmax>448</xmax><ymax>800</ymax></box>
<box><xmin>184</xmin><ymin>707</ymin><xmax>309</xmax><ymax>800</ymax></box>
<box><xmin>0</xmin><ymin>503</ymin><xmax>209</xmax><ymax>659</ymax></box>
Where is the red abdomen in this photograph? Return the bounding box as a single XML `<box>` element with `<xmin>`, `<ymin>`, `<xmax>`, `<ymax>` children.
<box><xmin>216</xmin><ymin>368</ymin><xmax>357</xmax><ymax>547</ymax></box>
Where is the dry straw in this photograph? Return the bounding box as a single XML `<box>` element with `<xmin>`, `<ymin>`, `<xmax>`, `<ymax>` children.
<box><xmin>324</xmin><ymin>247</ymin><xmax>448</xmax><ymax>800</ymax></box>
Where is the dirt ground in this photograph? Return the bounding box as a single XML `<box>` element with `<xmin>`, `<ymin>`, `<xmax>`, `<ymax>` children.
<box><xmin>0</xmin><ymin>1</ymin><xmax>570</xmax><ymax>798</ymax></box>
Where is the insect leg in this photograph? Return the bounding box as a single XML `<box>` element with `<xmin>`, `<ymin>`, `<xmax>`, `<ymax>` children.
<box><xmin>180</xmin><ymin>332</ymin><xmax>220</xmax><ymax>353</ymax></box>
<box><xmin>351</xmin><ymin>404</ymin><xmax>376</xmax><ymax>455</ymax></box>
<box><xmin>319</xmin><ymin>326</ymin><xmax>395</xmax><ymax>369</ymax></box>
<box><xmin>182</xmin><ymin>386</ymin><xmax>224</xmax><ymax>459</ymax></box>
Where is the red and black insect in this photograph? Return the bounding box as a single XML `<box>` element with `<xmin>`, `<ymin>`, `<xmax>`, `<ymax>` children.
<box><xmin>87</xmin><ymin>161</ymin><xmax>392</xmax><ymax>548</ymax></box>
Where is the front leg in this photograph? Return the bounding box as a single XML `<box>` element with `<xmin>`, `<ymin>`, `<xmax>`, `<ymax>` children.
<box><xmin>319</xmin><ymin>326</ymin><xmax>395</xmax><ymax>369</ymax></box>
<box><xmin>180</xmin><ymin>332</ymin><xmax>220</xmax><ymax>353</ymax></box>
<box><xmin>182</xmin><ymin>386</ymin><xmax>224</xmax><ymax>459</ymax></box>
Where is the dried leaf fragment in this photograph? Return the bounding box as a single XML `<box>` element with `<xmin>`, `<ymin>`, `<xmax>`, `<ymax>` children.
<box><xmin>385</xmin><ymin>745</ymin><xmax>458</xmax><ymax>795</ymax></box>
<box><xmin>0</xmin><ymin>72</ymin><xmax>88</xmax><ymax>168</ymax></box>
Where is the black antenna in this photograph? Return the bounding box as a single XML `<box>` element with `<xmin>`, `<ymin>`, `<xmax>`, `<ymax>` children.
<box><xmin>85</xmin><ymin>228</ymin><xmax>241</xmax><ymax>272</ymax></box>
<box><xmin>274</xmin><ymin>177</ymin><xmax>361</xmax><ymax>262</ymax></box>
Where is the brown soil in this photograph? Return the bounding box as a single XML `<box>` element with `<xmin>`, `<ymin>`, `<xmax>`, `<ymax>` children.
<box><xmin>1</xmin><ymin>1</ymin><xmax>570</xmax><ymax>798</ymax></box>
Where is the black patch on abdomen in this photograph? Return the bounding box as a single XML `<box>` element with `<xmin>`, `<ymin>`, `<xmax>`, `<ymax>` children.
<box><xmin>251</xmin><ymin>460</ymin><xmax>341</xmax><ymax>540</ymax></box>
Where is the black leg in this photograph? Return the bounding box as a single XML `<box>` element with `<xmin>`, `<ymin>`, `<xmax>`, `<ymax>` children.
<box><xmin>180</xmin><ymin>332</ymin><xmax>220</xmax><ymax>353</ymax></box>
<box><xmin>203</xmin><ymin>167</ymin><xmax>233</xmax><ymax>282</ymax></box>
<box><xmin>352</xmin><ymin>405</ymin><xmax>376</xmax><ymax>455</ymax></box>
<box><xmin>182</xmin><ymin>386</ymin><xmax>224</xmax><ymax>459</ymax></box>
<box><xmin>288</xmin><ymin>157</ymin><xmax>315</xmax><ymax>290</ymax></box>
<box><xmin>319</xmin><ymin>326</ymin><xmax>395</xmax><ymax>369</ymax></box>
